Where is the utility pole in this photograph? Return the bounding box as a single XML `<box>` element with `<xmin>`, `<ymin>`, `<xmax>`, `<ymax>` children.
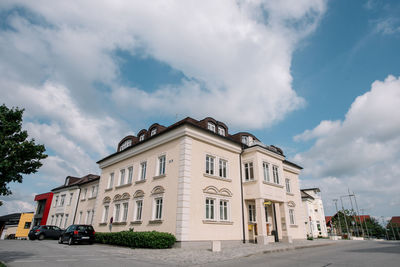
<box><xmin>340</xmin><ymin>196</ymin><xmax>350</xmax><ymax>238</ymax></box>
<box><xmin>389</xmin><ymin>221</ymin><xmax>397</xmax><ymax>240</ymax></box>
<box><xmin>333</xmin><ymin>199</ymin><xmax>341</xmax><ymax>236</ymax></box>
<box><xmin>351</xmin><ymin>192</ymin><xmax>365</xmax><ymax>238</ymax></box>
<box><xmin>360</xmin><ymin>208</ymin><xmax>370</xmax><ymax>238</ymax></box>
<box><xmin>381</xmin><ymin>217</ymin><xmax>389</xmax><ymax>240</ymax></box>
<box><xmin>348</xmin><ymin>189</ymin><xmax>359</xmax><ymax>236</ymax></box>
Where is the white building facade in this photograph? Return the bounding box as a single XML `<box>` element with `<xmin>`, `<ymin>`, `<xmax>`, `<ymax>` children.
<box><xmin>301</xmin><ymin>188</ymin><xmax>328</xmax><ymax>238</ymax></box>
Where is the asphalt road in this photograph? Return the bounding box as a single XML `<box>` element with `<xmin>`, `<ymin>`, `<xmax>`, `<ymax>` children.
<box><xmin>0</xmin><ymin>239</ymin><xmax>399</xmax><ymax>267</ymax></box>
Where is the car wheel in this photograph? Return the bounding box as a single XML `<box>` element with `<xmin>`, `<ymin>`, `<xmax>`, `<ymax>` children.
<box><xmin>38</xmin><ymin>234</ymin><xmax>45</xmax><ymax>240</ymax></box>
<box><xmin>68</xmin><ymin>237</ymin><xmax>74</xmax><ymax>246</ymax></box>
<box><xmin>58</xmin><ymin>236</ymin><xmax>63</xmax><ymax>244</ymax></box>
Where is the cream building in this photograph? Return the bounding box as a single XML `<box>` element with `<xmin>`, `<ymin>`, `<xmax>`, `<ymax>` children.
<box><xmin>94</xmin><ymin>117</ymin><xmax>306</xmax><ymax>245</ymax></box>
<box><xmin>301</xmin><ymin>188</ymin><xmax>328</xmax><ymax>238</ymax></box>
<box><xmin>46</xmin><ymin>174</ymin><xmax>99</xmax><ymax>228</ymax></box>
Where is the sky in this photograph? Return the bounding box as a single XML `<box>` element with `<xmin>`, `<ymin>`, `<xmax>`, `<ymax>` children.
<box><xmin>0</xmin><ymin>0</ymin><xmax>399</xmax><ymax>220</ymax></box>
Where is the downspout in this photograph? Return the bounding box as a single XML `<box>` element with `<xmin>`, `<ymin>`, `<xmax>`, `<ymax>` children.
<box><xmin>72</xmin><ymin>188</ymin><xmax>81</xmax><ymax>224</ymax></box>
<box><xmin>239</xmin><ymin>146</ymin><xmax>246</xmax><ymax>243</ymax></box>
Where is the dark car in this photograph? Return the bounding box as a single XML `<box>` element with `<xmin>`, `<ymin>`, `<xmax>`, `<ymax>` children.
<box><xmin>28</xmin><ymin>225</ymin><xmax>63</xmax><ymax>240</ymax></box>
<box><xmin>58</xmin><ymin>224</ymin><xmax>95</xmax><ymax>245</ymax></box>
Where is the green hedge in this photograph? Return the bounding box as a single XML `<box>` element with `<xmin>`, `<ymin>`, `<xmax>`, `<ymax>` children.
<box><xmin>95</xmin><ymin>231</ymin><xmax>176</xmax><ymax>249</ymax></box>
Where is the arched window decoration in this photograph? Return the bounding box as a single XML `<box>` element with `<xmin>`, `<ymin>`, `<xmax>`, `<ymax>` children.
<box><xmin>219</xmin><ymin>188</ymin><xmax>233</xmax><ymax>197</ymax></box>
<box><xmin>113</xmin><ymin>194</ymin><xmax>121</xmax><ymax>202</ymax></box>
<box><xmin>121</xmin><ymin>193</ymin><xmax>131</xmax><ymax>200</ymax></box>
<box><xmin>203</xmin><ymin>186</ymin><xmax>219</xmax><ymax>195</ymax></box>
<box><xmin>151</xmin><ymin>186</ymin><xmax>165</xmax><ymax>195</ymax></box>
<box><xmin>103</xmin><ymin>196</ymin><xmax>111</xmax><ymax>204</ymax></box>
<box><xmin>287</xmin><ymin>201</ymin><xmax>296</xmax><ymax>207</ymax></box>
<box><xmin>133</xmin><ymin>190</ymin><xmax>145</xmax><ymax>198</ymax></box>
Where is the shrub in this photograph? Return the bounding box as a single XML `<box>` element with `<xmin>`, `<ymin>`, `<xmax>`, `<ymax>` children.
<box><xmin>95</xmin><ymin>231</ymin><xmax>176</xmax><ymax>249</ymax></box>
<box><xmin>307</xmin><ymin>235</ymin><xmax>314</xmax><ymax>240</ymax></box>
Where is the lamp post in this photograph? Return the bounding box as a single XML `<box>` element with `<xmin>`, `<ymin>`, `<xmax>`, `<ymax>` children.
<box><xmin>340</xmin><ymin>196</ymin><xmax>350</xmax><ymax>238</ymax></box>
<box><xmin>350</xmin><ymin>192</ymin><xmax>365</xmax><ymax>237</ymax></box>
<box><xmin>347</xmin><ymin>189</ymin><xmax>359</xmax><ymax>237</ymax></box>
<box><xmin>381</xmin><ymin>217</ymin><xmax>389</xmax><ymax>240</ymax></box>
<box><xmin>333</xmin><ymin>199</ymin><xmax>341</xmax><ymax>236</ymax></box>
<box><xmin>360</xmin><ymin>208</ymin><xmax>370</xmax><ymax>238</ymax></box>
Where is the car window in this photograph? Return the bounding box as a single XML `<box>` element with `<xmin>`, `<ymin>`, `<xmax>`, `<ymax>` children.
<box><xmin>55</xmin><ymin>226</ymin><xmax>61</xmax><ymax>231</ymax></box>
<box><xmin>41</xmin><ymin>226</ymin><xmax>48</xmax><ymax>230</ymax></box>
<box><xmin>65</xmin><ymin>226</ymin><xmax>73</xmax><ymax>232</ymax></box>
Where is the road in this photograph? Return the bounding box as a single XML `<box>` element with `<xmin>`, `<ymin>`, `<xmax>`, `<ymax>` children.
<box><xmin>0</xmin><ymin>239</ymin><xmax>399</xmax><ymax>266</ymax></box>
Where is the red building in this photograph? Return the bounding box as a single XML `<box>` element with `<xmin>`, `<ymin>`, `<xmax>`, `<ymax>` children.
<box><xmin>33</xmin><ymin>192</ymin><xmax>53</xmax><ymax>226</ymax></box>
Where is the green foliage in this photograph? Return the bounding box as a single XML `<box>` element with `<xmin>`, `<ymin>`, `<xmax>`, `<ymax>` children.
<box><xmin>0</xmin><ymin>104</ymin><xmax>47</xmax><ymax>205</ymax></box>
<box><xmin>307</xmin><ymin>236</ymin><xmax>314</xmax><ymax>240</ymax></box>
<box><xmin>95</xmin><ymin>231</ymin><xmax>176</xmax><ymax>249</ymax></box>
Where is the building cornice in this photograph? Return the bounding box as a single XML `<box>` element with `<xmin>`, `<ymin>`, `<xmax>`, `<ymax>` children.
<box><xmin>242</xmin><ymin>146</ymin><xmax>286</xmax><ymax>161</ymax></box>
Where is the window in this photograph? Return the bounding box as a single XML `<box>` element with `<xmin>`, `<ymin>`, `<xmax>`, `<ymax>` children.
<box><xmin>50</xmin><ymin>215</ymin><xmax>54</xmax><ymax>225</ymax></box>
<box><xmin>108</xmin><ymin>173</ymin><xmax>114</xmax><ymax>189</ymax></box>
<box><xmin>272</xmin><ymin>165</ymin><xmax>280</xmax><ymax>184</ymax></box>
<box><xmin>78</xmin><ymin>211</ymin><xmax>82</xmax><ymax>224</ymax></box>
<box><xmin>139</xmin><ymin>134</ymin><xmax>145</xmax><ymax>141</ymax></box>
<box><xmin>205</xmin><ymin>198</ymin><xmax>215</xmax><ymax>220</ymax></box>
<box><xmin>219</xmin><ymin>159</ymin><xmax>227</xmax><ymax>178</ymax></box>
<box><xmin>244</xmin><ymin>162</ymin><xmax>254</xmax><ymax>181</ymax></box>
<box><xmin>60</xmin><ymin>194</ymin><xmax>65</xmax><ymax>206</ymax></box>
<box><xmin>85</xmin><ymin>211</ymin><xmax>90</xmax><ymax>224</ymax></box>
<box><xmin>122</xmin><ymin>203</ymin><xmax>129</xmax><ymax>222</ymax></box>
<box><xmin>289</xmin><ymin>209</ymin><xmax>295</xmax><ymax>225</ymax></box>
<box><xmin>24</xmin><ymin>222</ymin><xmax>31</xmax><ymax>229</ymax></box>
<box><xmin>102</xmin><ymin>205</ymin><xmax>109</xmax><ymax>223</ymax></box>
<box><xmin>248</xmin><ymin>204</ymin><xmax>256</xmax><ymax>222</ymax></box>
<box><xmin>82</xmin><ymin>188</ymin><xmax>87</xmax><ymax>200</ymax></box>
<box><xmin>91</xmin><ymin>186</ymin><xmax>96</xmax><ymax>197</ymax></box>
<box><xmin>54</xmin><ymin>196</ymin><xmax>59</xmax><ymax>207</ymax></box>
<box><xmin>90</xmin><ymin>209</ymin><xmax>95</xmax><ymax>225</ymax></box>
<box><xmin>59</xmin><ymin>215</ymin><xmax>64</xmax><ymax>227</ymax></box>
<box><xmin>68</xmin><ymin>193</ymin><xmax>73</xmax><ymax>205</ymax></box>
<box><xmin>285</xmin><ymin>179</ymin><xmax>291</xmax><ymax>193</ymax></box>
<box><xmin>263</xmin><ymin>162</ymin><xmax>270</xmax><ymax>182</ymax></box>
<box><xmin>218</xmin><ymin>126</ymin><xmax>225</xmax><ymax>136</ymax></box>
<box><xmin>114</xmin><ymin>203</ymin><xmax>121</xmax><ymax>222</ymax></box>
<box><xmin>151</xmin><ymin>128</ymin><xmax>157</xmax><ymax>136</ymax></box>
<box><xmin>158</xmin><ymin>155</ymin><xmax>166</xmax><ymax>175</ymax></box>
<box><xmin>264</xmin><ymin>206</ymin><xmax>269</xmax><ymax>222</ymax></box>
<box><xmin>140</xmin><ymin>162</ymin><xmax>147</xmax><ymax>181</ymax></box>
<box><xmin>241</xmin><ymin>135</ymin><xmax>248</xmax><ymax>145</ymax></box>
<box><xmin>135</xmin><ymin>200</ymin><xmax>143</xmax><ymax>221</ymax></box>
<box><xmin>55</xmin><ymin>215</ymin><xmax>59</xmax><ymax>226</ymax></box>
<box><xmin>207</xmin><ymin>122</ymin><xmax>216</xmax><ymax>132</ymax></box>
<box><xmin>119</xmin><ymin>139</ymin><xmax>132</xmax><ymax>151</ymax></box>
<box><xmin>119</xmin><ymin>169</ymin><xmax>126</xmax><ymax>185</ymax></box>
<box><xmin>154</xmin><ymin>197</ymin><xmax>163</xmax><ymax>220</ymax></box>
<box><xmin>64</xmin><ymin>214</ymin><xmax>69</xmax><ymax>228</ymax></box>
<box><xmin>205</xmin><ymin>155</ymin><xmax>215</xmax><ymax>175</ymax></box>
<box><xmin>220</xmin><ymin>200</ymin><xmax>229</xmax><ymax>221</ymax></box>
<box><xmin>127</xmin><ymin>167</ymin><xmax>133</xmax><ymax>184</ymax></box>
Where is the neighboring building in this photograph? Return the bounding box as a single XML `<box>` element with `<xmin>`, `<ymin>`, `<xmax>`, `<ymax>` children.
<box><xmin>0</xmin><ymin>213</ymin><xmax>21</xmax><ymax>239</ymax></box>
<box><xmin>326</xmin><ymin>214</ymin><xmax>370</xmax><ymax>236</ymax></box>
<box><xmin>46</xmin><ymin>174</ymin><xmax>100</xmax><ymax>229</ymax></box>
<box><xmin>94</xmin><ymin>117</ymin><xmax>306</xmax><ymax>245</ymax></box>
<box><xmin>33</xmin><ymin>192</ymin><xmax>53</xmax><ymax>226</ymax></box>
<box><xmin>389</xmin><ymin>216</ymin><xmax>400</xmax><ymax>227</ymax></box>
<box><xmin>75</xmin><ymin>177</ymin><xmax>99</xmax><ymax>225</ymax></box>
<box><xmin>301</xmin><ymin>188</ymin><xmax>328</xmax><ymax>238</ymax></box>
<box><xmin>15</xmin><ymin>212</ymin><xmax>34</xmax><ymax>238</ymax></box>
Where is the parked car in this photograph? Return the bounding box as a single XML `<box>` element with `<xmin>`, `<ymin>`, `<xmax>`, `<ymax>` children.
<box><xmin>58</xmin><ymin>224</ymin><xmax>95</xmax><ymax>245</ymax></box>
<box><xmin>28</xmin><ymin>225</ymin><xmax>63</xmax><ymax>240</ymax></box>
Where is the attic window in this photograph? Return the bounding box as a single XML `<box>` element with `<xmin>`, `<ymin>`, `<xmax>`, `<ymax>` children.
<box><xmin>119</xmin><ymin>139</ymin><xmax>132</xmax><ymax>151</ymax></box>
<box><xmin>139</xmin><ymin>134</ymin><xmax>145</xmax><ymax>141</ymax></box>
<box><xmin>65</xmin><ymin>177</ymin><xmax>69</xmax><ymax>186</ymax></box>
<box><xmin>218</xmin><ymin>126</ymin><xmax>225</xmax><ymax>136</ymax></box>
<box><xmin>207</xmin><ymin>122</ymin><xmax>216</xmax><ymax>132</ymax></box>
<box><xmin>241</xmin><ymin>136</ymin><xmax>248</xmax><ymax>145</ymax></box>
<box><xmin>151</xmin><ymin>128</ymin><xmax>157</xmax><ymax>136</ymax></box>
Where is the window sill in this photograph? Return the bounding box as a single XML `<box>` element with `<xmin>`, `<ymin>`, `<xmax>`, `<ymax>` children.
<box><xmin>203</xmin><ymin>173</ymin><xmax>231</xmax><ymax>182</ymax></box>
<box><xmin>289</xmin><ymin>224</ymin><xmax>298</xmax><ymax>228</ymax></box>
<box><xmin>130</xmin><ymin>221</ymin><xmax>142</xmax><ymax>225</ymax></box>
<box><xmin>202</xmin><ymin>220</ymin><xmax>233</xmax><ymax>225</ymax></box>
<box><xmin>88</xmin><ymin>196</ymin><xmax>96</xmax><ymax>200</ymax></box>
<box><xmin>80</xmin><ymin>199</ymin><xmax>86</xmax><ymax>202</ymax></box>
<box><xmin>99</xmin><ymin>222</ymin><xmax>107</xmax><ymax>226</ymax></box>
<box><xmin>262</xmin><ymin>181</ymin><xmax>284</xmax><ymax>188</ymax></box>
<box><xmin>153</xmin><ymin>174</ymin><xmax>166</xmax><ymax>180</ymax></box>
<box><xmin>243</xmin><ymin>180</ymin><xmax>257</xmax><ymax>184</ymax></box>
<box><xmin>112</xmin><ymin>222</ymin><xmax>127</xmax><ymax>225</ymax></box>
<box><xmin>286</xmin><ymin>192</ymin><xmax>295</xmax><ymax>196</ymax></box>
<box><xmin>135</xmin><ymin>180</ymin><xmax>146</xmax><ymax>184</ymax></box>
<box><xmin>115</xmin><ymin>183</ymin><xmax>132</xmax><ymax>189</ymax></box>
<box><xmin>149</xmin><ymin>220</ymin><xmax>163</xmax><ymax>224</ymax></box>
<box><xmin>105</xmin><ymin>188</ymin><xmax>113</xmax><ymax>192</ymax></box>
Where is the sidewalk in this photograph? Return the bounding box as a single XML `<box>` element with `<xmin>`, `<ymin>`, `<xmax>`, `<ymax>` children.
<box><xmin>110</xmin><ymin>239</ymin><xmax>341</xmax><ymax>266</ymax></box>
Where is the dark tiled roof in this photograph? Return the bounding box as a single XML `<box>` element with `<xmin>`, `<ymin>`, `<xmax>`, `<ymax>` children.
<box><xmin>51</xmin><ymin>174</ymin><xmax>100</xmax><ymax>192</ymax></box>
<box><xmin>301</xmin><ymin>190</ymin><xmax>314</xmax><ymax>200</ymax></box>
<box><xmin>283</xmin><ymin>160</ymin><xmax>303</xmax><ymax>170</ymax></box>
<box><xmin>390</xmin><ymin>216</ymin><xmax>400</xmax><ymax>225</ymax></box>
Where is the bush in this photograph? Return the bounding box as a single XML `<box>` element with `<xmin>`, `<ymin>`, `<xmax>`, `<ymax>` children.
<box><xmin>307</xmin><ymin>235</ymin><xmax>314</xmax><ymax>240</ymax></box>
<box><xmin>95</xmin><ymin>231</ymin><xmax>176</xmax><ymax>249</ymax></box>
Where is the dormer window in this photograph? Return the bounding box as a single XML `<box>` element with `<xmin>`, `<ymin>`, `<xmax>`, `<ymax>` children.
<box><xmin>119</xmin><ymin>139</ymin><xmax>132</xmax><ymax>151</ymax></box>
<box><xmin>151</xmin><ymin>128</ymin><xmax>157</xmax><ymax>136</ymax></box>
<box><xmin>207</xmin><ymin>122</ymin><xmax>216</xmax><ymax>132</ymax></box>
<box><xmin>139</xmin><ymin>134</ymin><xmax>145</xmax><ymax>141</ymax></box>
<box><xmin>241</xmin><ymin>135</ymin><xmax>249</xmax><ymax>145</ymax></box>
<box><xmin>65</xmin><ymin>177</ymin><xmax>69</xmax><ymax>186</ymax></box>
<box><xmin>218</xmin><ymin>126</ymin><xmax>225</xmax><ymax>136</ymax></box>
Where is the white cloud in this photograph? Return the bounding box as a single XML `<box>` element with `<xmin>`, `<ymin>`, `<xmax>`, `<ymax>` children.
<box><xmin>294</xmin><ymin>75</ymin><xmax>400</xmax><ymax>216</ymax></box>
<box><xmin>375</xmin><ymin>17</ymin><xmax>400</xmax><ymax>35</ymax></box>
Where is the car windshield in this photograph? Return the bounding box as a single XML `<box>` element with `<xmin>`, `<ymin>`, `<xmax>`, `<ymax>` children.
<box><xmin>31</xmin><ymin>226</ymin><xmax>39</xmax><ymax>230</ymax></box>
<box><xmin>77</xmin><ymin>225</ymin><xmax>94</xmax><ymax>231</ymax></box>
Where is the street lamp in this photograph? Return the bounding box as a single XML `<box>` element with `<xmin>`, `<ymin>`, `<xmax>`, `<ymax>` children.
<box><xmin>340</xmin><ymin>196</ymin><xmax>351</xmax><ymax>238</ymax></box>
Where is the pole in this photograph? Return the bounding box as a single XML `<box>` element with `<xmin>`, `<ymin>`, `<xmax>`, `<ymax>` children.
<box><xmin>360</xmin><ymin>209</ymin><xmax>370</xmax><ymax>238</ymax></box>
<box><xmin>381</xmin><ymin>217</ymin><xmax>389</xmax><ymax>240</ymax></box>
<box><xmin>352</xmin><ymin>192</ymin><xmax>365</xmax><ymax>238</ymax></box>
<box><xmin>389</xmin><ymin>222</ymin><xmax>397</xmax><ymax>240</ymax></box>
<box><xmin>333</xmin><ymin>199</ymin><xmax>341</xmax><ymax>236</ymax></box>
<box><xmin>348</xmin><ymin>189</ymin><xmax>359</xmax><ymax>236</ymax></box>
<box><xmin>340</xmin><ymin>196</ymin><xmax>350</xmax><ymax>238</ymax></box>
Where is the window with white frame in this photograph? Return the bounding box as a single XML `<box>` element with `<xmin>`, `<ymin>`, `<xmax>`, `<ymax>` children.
<box><xmin>68</xmin><ymin>193</ymin><xmax>73</xmax><ymax>205</ymax></box>
<box><xmin>122</xmin><ymin>202</ymin><xmax>128</xmax><ymax>222</ymax></box>
<box><xmin>90</xmin><ymin>209</ymin><xmax>95</xmax><ymax>225</ymax></box>
<box><xmin>120</xmin><ymin>169</ymin><xmax>126</xmax><ymax>185</ymax></box>
<box><xmin>91</xmin><ymin>186</ymin><xmax>96</xmax><ymax>197</ymax></box>
<box><xmin>263</xmin><ymin>162</ymin><xmax>270</xmax><ymax>182</ymax></box>
<box><xmin>154</xmin><ymin>197</ymin><xmax>163</xmax><ymax>220</ymax></box>
<box><xmin>151</xmin><ymin>128</ymin><xmax>157</xmax><ymax>136</ymax></box>
<box><xmin>205</xmin><ymin>198</ymin><xmax>215</xmax><ymax>220</ymax></box>
<box><xmin>114</xmin><ymin>203</ymin><xmax>121</xmax><ymax>222</ymax></box>
<box><xmin>139</xmin><ymin>162</ymin><xmax>147</xmax><ymax>181</ymax></box>
<box><xmin>119</xmin><ymin>139</ymin><xmax>132</xmax><ymax>151</ymax></box>
<box><xmin>207</xmin><ymin>122</ymin><xmax>216</xmax><ymax>132</ymax></box>
<box><xmin>55</xmin><ymin>215</ymin><xmax>59</xmax><ymax>226</ymax></box>
<box><xmin>244</xmin><ymin>162</ymin><xmax>254</xmax><ymax>181</ymax></box>
<box><xmin>248</xmin><ymin>204</ymin><xmax>256</xmax><ymax>222</ymax></box>
<box><xmin>64</xmin><ymin>214</ymin><xmax>69</xmax><ymax>229</ymax></box>
<box><xmin>82</xmin><ymin>188</ymin><xmax>87</xmax><ymax>200</ymax></box>
<box><xmin>289</xmin><ymin>209</ymin><xmax>295</xmax><ymax>225</ymax></box>
<box><xmin>54</xmin><ymin>196</ymin><xmax>59</xmax><ymax>207</ymax></box>
<box><xmin>272</xmin><ymin>165</ymin><xmax>279</xmax><ymax>184</ymax></box>
<box><xmin>264</xmin><ymin>206</ymin><xmax>269</xmax><ymax>222</ymax></box>
<box><xmin>85</xmin><ymin>210</ymin><xmax>90</xmax><ymax>224</ymax></box>
<box><xmin>108</xmin><ymin>173</ymin><xmax>114</xmax><ymax>189</ymax></box>
<box><xmin>220</xmin><ymin>200</ymin><xmax>229</xmax><ymax>221</ymax></box>
<box><xmin>219</xmin><ymin>159</ymin><xmax>227</xmax><ymax>178</ymax></box>
<box><xmin>60</xmin><ymin>194</ymin><xmax>65</xmax><ymax>206</ymax></box>
<box><xmin>241</xmin><ymin>135</ymin><xmax>249</xmax><ymax>145</ymax></box>
<box><xmin>59</xmin><ymin>214</ymin><xmax>63</xmax><ymax>227</ymax></box>
<box><xmin>139</xmin><ymin>134</ymin><xmax>145</xmax><ymax>141</ymax></box>
<box><xmin>127</xmin><ymin>167</ymin><xmax>133</xmax><ymax>184</ymax></box>
<box><xmin>158</xmin><ymin>155</ymin><xmax>166</xmax><ymax>176</ymax></box>
<box><xmin>50</xmin><ymin>215</ymin><xmax>54</xmax><ymax>225</ymax></box>
<box><xmin>102</xmin><ymin>205</ymin><xmax>109</xmax><ymax>223</ymax></box>
<box><xmin>78</xmin><ymin>211</ymin><xmax>82</xmax><ymax>224</ymax></box>
<box><xmin>218</xmin><ymin>126</ymin><xmax>225</xmax><ymax>136</ymax></box>
<box><xmin>285</xmin><ymin>178</ymin><xmax>291</xmax><ymax>193</ymax></box>
<box><xmin>134</xmin><ymin>199</ymin><xmax>143</xmax><ymax>221</ymax></box>
<box><xmin>205</xmin><ymin>155</ymin><xmax>215</xmax><ymax>175</ymax></box>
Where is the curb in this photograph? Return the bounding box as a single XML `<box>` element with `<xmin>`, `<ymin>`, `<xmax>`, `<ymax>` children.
<box><xmin>245</xmin><ymin>242</ymin><xmax>337</xmax><ymax>258</ymax></box>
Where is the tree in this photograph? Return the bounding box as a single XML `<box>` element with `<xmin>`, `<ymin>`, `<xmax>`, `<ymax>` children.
<box><xmin>0</xmin><ymin>104</ymin><xmax>47</xmax><ymax>205</ymax></box>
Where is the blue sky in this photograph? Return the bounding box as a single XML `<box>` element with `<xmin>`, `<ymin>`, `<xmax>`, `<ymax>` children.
<box><xmin>1</xmin><ymin>0</ymin><xmax>400</xmax><ymax>220</ymax></box>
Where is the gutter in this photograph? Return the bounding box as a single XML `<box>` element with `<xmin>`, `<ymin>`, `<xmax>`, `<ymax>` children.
<box><xmin>72</xmin><ymin>188</ymin><xmax>81</xmax><ymax>224</ymax></box>
<box><xmin>239</xmin><ymin>146</ymin><xmax>246</xmax><ymax>243</ymax></box>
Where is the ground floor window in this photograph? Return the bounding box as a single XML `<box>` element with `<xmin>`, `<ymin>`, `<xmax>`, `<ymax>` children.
<box><xmin>219</xmin><ymin>200</ymin><xmax>229</xmax><ymax>221</ymax></box>
<box><xmin>114</xmin><ymin>203</ymin><xmax>121</xmax><ymax>222</ymax></box>
<box><xmin>102</xmin><ymin>205</ymin><xmax>109</xmax><ymax>223</ymax></box>
<box><xmin>134</xmin><ymin>199</ymin><xmax>143</xmax><ymax>221</ymax></box>
<box><xmin>205</xmin><ymin>198</ymin><xmax>215</xmax><ymax>220</ymax></box>
<box><xmin>248</xmin><ymin>204</ymin><xmax>256</xmax><ymax>222</ymax></box>
<box><xmin>154</xmin><ymin>197</ymin><xmax>163</xmax><ymax>220</ymax></box>
<box><xmin>289</xmin><ymin>209</ymin><xmax>295</xmax><ymax>225</ymax></box>
<box><xmin>122</xmin><ymin>203</ymin><xmax>129</xmax><ymax>222</ymax></box>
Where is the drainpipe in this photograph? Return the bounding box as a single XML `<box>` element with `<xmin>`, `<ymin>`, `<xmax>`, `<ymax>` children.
<box><xmin>239</xmin><ymin>146</ymin><xmax>246</xmax><ymax>243</ymax></box>
<box><xmin>72</xmin><ymin>188</ymin><xmax>81</xmax><ymax>224</ymax></box>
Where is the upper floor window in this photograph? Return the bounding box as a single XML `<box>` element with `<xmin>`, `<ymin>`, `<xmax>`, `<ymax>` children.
<box><xmin>139</xmin><ymin>134</ymin><xmax>145</xmax><ymax>141</ymax></box>
<box><xmin>272</xmin><ymin>165</ymin><xmax>279</xmax><ymax>184</ymax></box>
<box><xmin>54</xmin><ymin>196</ymin><xmax>59</xmax><ymax>207</ymax></box>
<box><xmin>219</xmin><ymin>159</ymin><xmax>227</xmax><ymax>178</ymax></box>
<box><xmin>241</xmin><ymin>135</ymin><xmax>248</xmax><ymax>145</ymax></box>
<box><xmin>285</xmin><ymin>178</ymin><xmax>291</xmax><ymax>193</ymax></box>
<box><xmin>91</xmin><ymin>185</ymin><xmax>97</xmax><ymax>198</ymax></box>
<box><xmin>218</xmin><ymin>126</ymin><xmax>225</xmax><ymax>136</ymax></box>
<box><xmin>60</xmin><ymin>194</ymin><xmax>65</xmax><ymax>206</ymax></box>
<box><xmin>68</xmin><ymin>193</ymin><xmax>73</xmax><ymax>205</ymax></box>
<box><xmin>119</xmin><ymin>169</ymin><xmax>126</xmax><ymax>185</ymax></box>
<box><xmin>244</xmin><ymin>162</ymin><xmax>254</xmax><ymax>181</ymax></box>
<box><xmin>207</xmin><ymin>122</ymin><xmax>216</xmax><ymax>132</ymax></box>
<box><xmin>150</xmin><ymin>128</ymin><xmax>157</xmax><ymax>136</ymax></box>
<box><xmin>158</xmin><ymin>155</ymin><xmax>166</xmax><ymax>176</ymax></box>
<box><xmin>139</xmin><ymin>162</ymin><xmax>147</xmax><ymax>181</ymax></box>
<box><xmin>127</xmin><ymin>166</ymin><xmax>133</xmax><ymax>184</ymax></box>
<box><xmin>263</xmin><ymin>162</ymin><xmax>270</xmax><ymax>182</ymax></box>
<box><xmin>248</xmin><ymin>204</ymin><xmax>256</xmax><ymax>222</ymax></box>
<box><xmin>82</xmin><ymin>188</ymin><xmax>87</xmax><ymax>200</ymax></box>
<box><xmin>108</xmin><ymin>173</ymin><xmax>114</xmax><ymax>189</ymax></box>
<box><xmin>119</xmin><ymin>139</ymin><xmax>132</xmax><ymax>151</ymax></box>
<box><xmin>205</xmin><ymin>155</ymin><xmax>215</xmax><ymax>175</ymax></box>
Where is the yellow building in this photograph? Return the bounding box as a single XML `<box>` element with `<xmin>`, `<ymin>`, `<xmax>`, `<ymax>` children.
<box><xmin>15</xmin><ymin>213</ymin><xmax>34</xmax><ymax>238</ymax></box>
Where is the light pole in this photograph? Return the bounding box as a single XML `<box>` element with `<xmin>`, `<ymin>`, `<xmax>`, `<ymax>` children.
<box><xmin>389</xmin><ymin>221</ymin><xmax>397</xmax><ymax>240</ymax></box>
<box><xmin>381</xmin><ymin>217</ymin><xmax>389</xmax><ymax>240</ymax></box>
<box><xmin>347</xmin><ymin>189</ymin><xmax>359</xmax><ymax>236</ymax></box>
<box><xmin>360</xmin><ymin>208</ymin><xmax>370</xmax><ymax>238</ymax></box>
<box><xmin>333</xmin><ymin>199</ymin><xmax>341</xmax><ymax>236</ymax></box>
<box><xmin>340</xmin><ymin>196</ymin><xmax>350</xmax><ymax>238</ymax></box>
<box><xmin>350</xmin><ymin>192</ymin><xmax>365</xmax><ymax>237</ymax></box>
